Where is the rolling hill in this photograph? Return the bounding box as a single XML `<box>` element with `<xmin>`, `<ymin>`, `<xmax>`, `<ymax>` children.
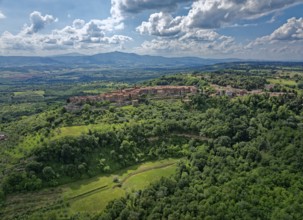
<box><xmin>0</xmin><ymin>51</ymin><xmax>240</xmax><ymax>68</ymax></box>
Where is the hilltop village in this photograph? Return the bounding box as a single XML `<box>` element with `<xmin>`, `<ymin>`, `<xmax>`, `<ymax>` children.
<box><xmin>67</xmin><ymin>86</ymin><xmax>198</xmax><ymax>106</ymax></box>
<box><xmin>66</xmin><ymin>83</ymin><xmax>291</xmax><ymax>110</ymax></box>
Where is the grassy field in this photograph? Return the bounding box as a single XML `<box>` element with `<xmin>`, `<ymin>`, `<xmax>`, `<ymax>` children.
<box><xmin>2</xmin><ymin>123</ymin><xmax>127</xmax><ymax>169</ymax></box>
<box><xmin>277</xmin><ymin>70</ymin><xmax>303</xmax><ymax>77</ymax></box>
<box><xmin>1</xmin><ymin>159</ymin><xmax>178</xmax><ymax>219</ymax></box>
<box><xmin>6</xmin><ymin>133</ymin><xmax>42</xmax><ymax>160</ymax></box>
<box><xmin>0</xmin><ymin>103</ymin><xmax>46</xmax><ymax>115</ymax></box>
<box><xmin>54</xmin><ymin>123</ymin><xmax>124</xmax><ymax>139</ymax></box>
<box><xmin>122</xmin><ymin>164</ymin><xmax>176</xmax><ymax>191</ymax></box>
<box><xmin>14</xmin><ymin>90</ymin><xmax>45</xmax><ymax>96</ymax></box>
<box><xmin>268</xmin><ymin>78</ymin><xmax>297</xmax><ymax>87</ymax></box>
<box><xmin>83</xmin><ymin>88</ymin><xmax>112</xmax><ymax>94</ymax></box>
<box><xmin>63</xmin><ymin>158</ymin><xmax>178</xmax><ymax>215</ymax></box>
<box><xmin>1</xmin><ymin>188</ymin><xmax>64</xmax><ymax>220</ymax></box>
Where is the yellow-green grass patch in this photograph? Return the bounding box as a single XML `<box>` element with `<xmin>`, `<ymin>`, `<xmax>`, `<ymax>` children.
<box><xmin>63</xmin><ymin>159</ymin><xmax>178</xmax><ymax>214</ymax></box>
<box><xmin>2</xmin><ymin>159</ymin><xmax>178</xmax><ymax>219</ymax></box>
<box><xmin>6</xmin><ymin>123</ymin><xmax>124</xmax><ymax>161</ymax></box>
<box><xmin>122</xmin><ymin>163</ymin><xmax>176</xmax><ymax>192</ymax></box>
<box><xmin>268</xmin><ymin>78</ymin><xmax>297</xmax><ymax>86</ymax></box>
<box><xmin>54</xmin><ymin>123</ymin><xmax>123</xmax><ymax>139</ymax></box>
<box><xmin>14</xmin><ymin>90</ymin><xmax>45</xmax><ymax>96</ymax></box>
<box><xmin>6</xmin><ymin>133</ymin><xmax>43</xmax><ymax>160</ymax></box>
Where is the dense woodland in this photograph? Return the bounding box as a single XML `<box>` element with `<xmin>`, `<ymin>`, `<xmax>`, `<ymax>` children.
<box><xmin>0</xmin><ymin>63</ymin><xmax>303</xmax><ymax>219</ymax></box>
<box><xmin>206</xmin><ymin>73</ymin><xmax>267</xmax><ymax>90</ymax></box>
<box><xmin>99</xmin><ymin>93</ymin><xmax>303</xmax><ymax>220</ymax></box>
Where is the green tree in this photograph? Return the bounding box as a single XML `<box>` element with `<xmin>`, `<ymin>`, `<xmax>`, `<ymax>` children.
<box><xmin>42</xmin><ymin>166</ymin><xmax>56</xmax><ymax>180</ymax></box>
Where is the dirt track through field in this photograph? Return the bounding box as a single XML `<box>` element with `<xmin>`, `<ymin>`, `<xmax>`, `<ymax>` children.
<box><xmin>66</xmin><ymin>161</ymin><xmax>176</xmax><ymax>201</ymax></box>
<box><xmin>68</xmin><ymin>185</ymin><xmax>109</xmax><ymax>201</ymax></box>
<box><xmin>1</xmin><ymin>161</ymin><xmax>177</xmax><ymax>219</ymax></box>
<box><xmin>113</xmin><ymin>162</ymin><xmax>176</xmax><ymax>188</ymax></box>
<box><xmin>148</xmin><ymin>133</ymin><xmax>210</xmax><ymax>142</ymax></box>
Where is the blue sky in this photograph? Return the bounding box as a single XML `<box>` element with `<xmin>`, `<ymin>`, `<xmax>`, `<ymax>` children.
<box><xmin>0</xmin><ymin>0</ymin><xmax>302</xmax><ymax>60</ymax></box>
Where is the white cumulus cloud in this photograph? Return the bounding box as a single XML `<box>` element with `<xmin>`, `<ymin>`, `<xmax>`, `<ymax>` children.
<box><xmin>137</xmin><ymin>0</ymin><xmax>303</xmax><ymax>37</ymax></box>
<box><xmin>136</xmin><ymin>12</ymin><xmax>183</xmax><ymax>36</ymax></box>
<box><xmin>139</xmin><ymin>32</ymin><xmax>237</xmax><ymax>57</ymax></box>
<box><xmin>184</xmin><ymin>0</ymin><xmax>302</xmax><ymax>29</ymax></box>
<box><xmin>51</xmin><ymin>19</ymin><xmax>131</xmax><ymax>46</ymax></box>
<box><xmin>0</xmin><ymin>11</ymin><xmax>132</xmax><ymax>54</ymax></box>
<box><xmin>135</xmin><ymin>0</ymin><xmax>303</xmax><ymax>58</ymax></box>
<box><xmin>0</xmin><ymin>11</ymin><xmax>5</xmax><ymax>19</ymax></box>
<box><xmin>23</xmin><ymin>11</ymin><xmax>58</xmax><ymax>34</ymax></box>
<box><xmin>242</xmin><ymin>17</ymin><xmax>303</xmax><ymax>60</ymax></box>
<box><xmin>249</xmin><ymin>17</ymin><xmax>303</xmax><ymax>47</ymax></box>
<box><xmin>268</xmin><ymin>17</ymin><xmax>303</xmax><ymax>41</ymax></box>
<box><xmin>111</xmin><ymin>0</ymin><xmax>190</xmax><ymax>17</ymax></box>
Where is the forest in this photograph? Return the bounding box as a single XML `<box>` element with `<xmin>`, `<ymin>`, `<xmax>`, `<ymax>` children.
<box><xmin>0</xmin><ymin>62</ymin><xmax>303</xmax><ymax>219</ymax></box>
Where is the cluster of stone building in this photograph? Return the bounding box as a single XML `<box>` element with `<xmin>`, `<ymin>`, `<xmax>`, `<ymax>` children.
<box><xmin>68</xmin><ymin>86</ymin><xmax>198</xmax><ymax>105</ymax></box>
<box><xmin>211</xmin><ymin>84</ymin><xmax>289</xmax><ymax>98</ymax></box>
<box><xmin>210</xmin><ymin>84</ymin><xmax>248</xmax><ymax>97</ymax></box>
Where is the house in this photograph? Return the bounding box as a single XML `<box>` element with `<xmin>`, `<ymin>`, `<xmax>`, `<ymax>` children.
<box><xmin>238</xmin><ymin>90</ymin><xmax>247</xmax><ymax>96</ymax></box>
<box><xmin>0</xmin><ymin>134</ymin><xmax>7</xmax><ymax>141</ymax></box>
<box><xmin>226</xmin><ymin>91</ymin><xmax>234</xmax><ymax>97</ymax></box>
<box><xmin>265</xmin><ymin>84</ymin><xmax>275</xmax><ymax>90</ymax></box>
<box><xmin>132</xmin><ymin>100</ymin><xmax>139</xmax><ymax>107</ymax></box>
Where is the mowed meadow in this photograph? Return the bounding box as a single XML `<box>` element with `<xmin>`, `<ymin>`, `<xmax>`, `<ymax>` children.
<box><xmin>2</xmin><ymin>159</ymin><xmax>178</xmax><ymax>219</ymax></box>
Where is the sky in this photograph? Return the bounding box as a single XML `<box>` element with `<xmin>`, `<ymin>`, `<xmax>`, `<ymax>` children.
<box><xmin>0</xmin><ymin>0</ymin><xmax>302</xmax><ymax>60</ymax></box>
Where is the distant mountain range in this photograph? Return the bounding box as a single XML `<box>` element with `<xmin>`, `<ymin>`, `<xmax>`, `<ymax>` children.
<box><xmin>0</xmin><ymin>51</ymin><xmax>241</xmax><ymax>68</ymax></box>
